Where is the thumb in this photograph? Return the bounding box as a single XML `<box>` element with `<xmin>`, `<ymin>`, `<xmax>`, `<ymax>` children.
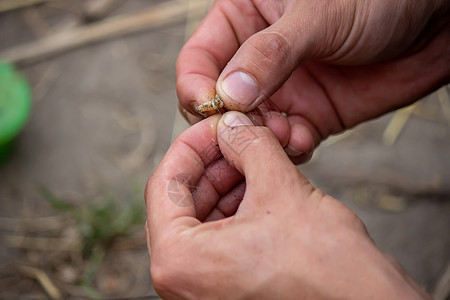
<box><xmin>217</xmin><ymin>111</ymin><xmax>307</xmax><ymax>204</ymax></box>
<box><xmin>216</xmin><ymin>13</ymin><xmax>316</xmax><ymax>112</ymax></box>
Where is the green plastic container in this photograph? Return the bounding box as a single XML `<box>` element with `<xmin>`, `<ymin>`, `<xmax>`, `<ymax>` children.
<box><xmin>0</xmin><ymin>62</ymin><xmax>31</xmax><ymax>163</ymax></box>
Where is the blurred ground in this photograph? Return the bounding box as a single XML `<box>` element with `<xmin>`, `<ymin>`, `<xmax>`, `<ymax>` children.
<box><xmin>0</xmin><ymin>0</ymin><xmax>449</xmax><ymax>299</ymax></box>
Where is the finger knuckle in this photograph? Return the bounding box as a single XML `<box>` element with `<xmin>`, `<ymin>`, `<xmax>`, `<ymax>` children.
<box><xmin>318</xmin><ymin>194</ymin><xmax>367</xmax><ymax>231</ymax></box>
<box><xmin>150</xmin><ymin>250</ymin><xmax>189</xmax><ymax>298</ymax></box>
<box><xmin>150</xmin><ymin>260</ymin><xmax>178</xmax><ymax>297</ymax></box>
<box><xmin>350</xmin><ymin>213</ymin><xmax>367</xmax><ymax>233</ymax></box>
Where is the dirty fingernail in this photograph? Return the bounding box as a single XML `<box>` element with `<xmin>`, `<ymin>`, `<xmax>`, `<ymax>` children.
<box><xmin>285</xmin><ymin>145</ymin><xmax>304</xmax><ymax>157</ymax></box>
<box><xmin>223</xmin><ymin>111</ymin><xmax>254</xmax><ymax>127</ymax></box>
<box><xmin>220</xmin><ymin>71</ymin><xmax>259</xmax><ymax>107</ymax></box>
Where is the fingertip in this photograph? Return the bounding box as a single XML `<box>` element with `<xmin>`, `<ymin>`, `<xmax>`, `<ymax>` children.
<box><xmin>285</xmin><ymin>123</ymin><xmax>315</xmax><ymax>164</ymax></box>
<box><xmin>263</xmin><ymin>111</ymin><xmax>290</xmax><ymax>147</ymax></box>
<box><xmin>217</xmin><ymin>111</ymin><xmax>256</xmax><ymax>173</ymax></box>
<box><xmin>176</xmin><ymin>74</ymin><xmax>218</xmax><ymax>116</ymax></box>
<box><xmin>178</xmin><ymin>103</ymin><xmax>203</xmax><ymax>125</ymax></box>
<box><xmin>288</xmin><ymin>151</ymin><xmax>313</xmax><ymax>165</ymax></box>
<box><xmin>217</xmin><ymin>111</ymin><xmax>296</xmax><ymax>182</ymax></box>
<box><xmin>218</xmin><ymin>111</ymin><xmax>255</xmax><ymax>128</ymax></box>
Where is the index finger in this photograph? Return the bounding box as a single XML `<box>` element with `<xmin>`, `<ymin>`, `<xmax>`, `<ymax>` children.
<box><xmin>176</xmin><ymin>0</ymin><xmax>268</xmax><ymax>115</ymax></box>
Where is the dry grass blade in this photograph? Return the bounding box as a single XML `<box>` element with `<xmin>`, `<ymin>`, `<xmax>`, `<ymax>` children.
<box><xmin>382</xmin><ymin>104</ymin><xmax>416</xmax><ymax>145</ymax></box>
<box><xmin>321</xmin><ymin>130</ymin><xmax>353</xmax><ymax>147</ymax></box>
<box><xmin>0</xmin><ymin>0</ymin><xmax>49</xmax><ymax>13</ymax></box>
<box><xmin>82</xmin><ymin>0</ymin><xmax>123</xmax><ymax>22</ymax></box>
<box><xmin>437</xmin><ymin>86</ymin><xmax>450</xmax><ymax>122</ymax></box>
<box><xmin>19</xmin><ymin>265</ymin><xmax>63</xmax><ymax>300</ymax></box>
<box><xmin>20</xmin><ymin>6</ymin><xmax>50</xmax><ymax>37</ymax></box>
<box><xmin>0</xmin><ymin>0</ymin><xmax>209</xmax><ymax>66</ymax></box>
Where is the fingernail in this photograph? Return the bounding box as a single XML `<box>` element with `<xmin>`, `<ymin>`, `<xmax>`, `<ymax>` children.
<box><xmin>223</xmin><ymin>111</ymin><xmax>254</xmax><ymax>127</ymax></box>
<box><xmin>220</xmin><ymin>71</ymin><xmax>259</xmax><ymax>107</ymax></box>
<box><xmin>285</xmin><ymin>145</ymin><xmax>304</xmax><ymax>157</ymax></box>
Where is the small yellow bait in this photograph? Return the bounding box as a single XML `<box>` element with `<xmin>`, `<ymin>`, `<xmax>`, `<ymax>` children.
<box><xmin>195</xmin><ymin>94</ymin><xmax>224</xmax><ymax>115</ymax></box>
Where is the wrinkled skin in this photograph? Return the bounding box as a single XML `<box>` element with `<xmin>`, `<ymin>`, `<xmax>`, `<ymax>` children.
<box><xmin>146</xmin><ymin>0</ymin><xmax>449</xmax><ymax>298</ymax></box>
<box><xmin>176</xmin><ymin>0</ymin><xmax>450</xmax><ymax>163</ymax></box>
<box><xmin>146</xmin><ymin>112</ymin><xmax>430</xmax><ymax>299</ymax></box>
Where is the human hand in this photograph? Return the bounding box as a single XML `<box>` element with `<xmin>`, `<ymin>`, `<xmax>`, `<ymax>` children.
<box><xmin>176</xmin><ymin>0</ymin><xmax>450</xmax><ymax>163</ymax></box>
<box><xmin>145</xmin><ymin>112</ymin><xmax>430</xmax><ymax>299</ymax></box>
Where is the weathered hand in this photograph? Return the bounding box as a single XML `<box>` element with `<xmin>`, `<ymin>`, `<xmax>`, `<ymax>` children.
<box><xmin>177</xmin><ymin>0</ymin><xmax>450</xmax><ymax>163</ymax></box>
<box><xmin>145</xmin><ymin>112</ymin><xmax>429</xmax><ymax>299</ymax></box>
